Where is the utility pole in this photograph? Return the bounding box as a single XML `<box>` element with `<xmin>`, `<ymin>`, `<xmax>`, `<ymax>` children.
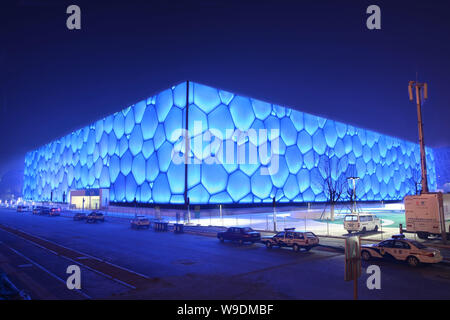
<box><xmin>184</xmin><ymin>81</ymin><xmax>191</xmax><ymax>225</ymax></box>
<box><xmin>272</xmin><ymin>197</ymin><xmax>277</xmax><ymax>232</ymax></box>
<box><xmin>408</xmin><ymin>81</ymin><xmax>428</xmax><ymax>193</ymax></box>
<box><xmin>184</xmin><ymin>80</ymin><xmax>190</xmax><ymax>205</ymax></box>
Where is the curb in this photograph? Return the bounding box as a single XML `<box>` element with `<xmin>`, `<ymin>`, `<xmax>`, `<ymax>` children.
<box><xmin>317</xmin><ymin>244</ymin><xmax>345</xmax><ymax>253</ymax></box>
<box><xmin>316</xmin><ymin>234</ymin><xmax>381</xmax><ymax>243</ymax></box>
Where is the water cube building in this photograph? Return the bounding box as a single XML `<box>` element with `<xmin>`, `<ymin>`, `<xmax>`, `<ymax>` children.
<box><xmin>23</xmin><ymin>81</ymin><xmax>437</xmax><ymax>205</ymax></box>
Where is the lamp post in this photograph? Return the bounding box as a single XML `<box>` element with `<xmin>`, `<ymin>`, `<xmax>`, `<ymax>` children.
<box><xmin>272</xmin><ymin>197</ymin><xmax>277</xmax><ymax>232</ymax></box>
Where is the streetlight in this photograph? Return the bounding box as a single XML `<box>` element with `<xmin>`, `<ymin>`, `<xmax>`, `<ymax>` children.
<box><xmin>272</xmin><ymin>196</ymin><xmax>277</xmax><ymax>232</ymax></box>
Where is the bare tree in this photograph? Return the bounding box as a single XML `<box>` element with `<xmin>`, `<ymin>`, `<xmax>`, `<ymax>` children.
<box><xmin>318</xmin><ymin>148</ymin><xmax>347</xmax><ymax>221</ymax></box>
<box><xmin>411</xmin><ymin>166</ymin><xmax>422</xmax><ymax>195</ymax></box>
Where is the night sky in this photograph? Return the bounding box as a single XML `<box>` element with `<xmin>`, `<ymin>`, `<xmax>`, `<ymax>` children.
<box><xmin>1</xmin><ymin>0</ymin><xmax>450</xmax><ymax>177</ymax></box>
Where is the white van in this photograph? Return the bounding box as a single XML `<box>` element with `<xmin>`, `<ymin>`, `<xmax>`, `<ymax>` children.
<box><xmin>344</xmin><ymin>213</ymin><xmax>381</xmax><ymax>233</ymax></box>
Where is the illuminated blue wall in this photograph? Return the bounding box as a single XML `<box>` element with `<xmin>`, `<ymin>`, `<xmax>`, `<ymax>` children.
<box><xmin>23</xmin><ymin>81</ymin><xmax>437</xmax><ymax>204</ymax></box>
<box><xmin>434</xmin><ymin>147</ymin><xmax>450</xmax><ymax>191</ymax></box>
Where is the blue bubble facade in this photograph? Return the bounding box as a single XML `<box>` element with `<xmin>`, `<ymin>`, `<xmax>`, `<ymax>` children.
<box><xmin>434</xmin><ymin>147</ymin><xmax>450</xmax><ymax>191</ymax></box>
<box><xmin>23</xmin><ymin>81</ymin><xmax>437</xmax><ymax>204</ymax></box>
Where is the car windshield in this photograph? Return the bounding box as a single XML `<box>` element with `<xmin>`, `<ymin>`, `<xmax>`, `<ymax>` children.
<box><xmin>242</xmin><ymin>227</ymin><xmax>253</xmax><ymax>233</ymax></box>
<box><xmin>305</xmin><ymin>232</ymin><xmax>316</xmax><ymax>238</ymax></box>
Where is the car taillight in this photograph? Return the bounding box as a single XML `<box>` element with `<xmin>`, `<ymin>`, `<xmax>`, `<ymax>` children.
<box><xmin>426</xmin><ymin>253</ymin><xmax>435</xmax><ymax>257</ymax></box>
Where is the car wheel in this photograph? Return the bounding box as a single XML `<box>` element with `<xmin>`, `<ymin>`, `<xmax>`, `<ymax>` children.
<box><xmin>293</xmin><ymin>244</ymin><xmax>299</xmax><ymax>252</ymax></box>
<box><xmin>361</xmin><ymin>250</ymin><xmax>371</xmax><ymax>261</ymax></box>
<box><xmin>347</xmin><ymin>230</ymin><xmax>352</xmax><ymax>234</ymax></box>
<box><xmin>265</xmin><ymin>241</ymin><xmax>272</xmax><ymax>248</ymax></box>
<box><xmin>304</xmin><ymin>246</ymin><xmax>311</xmax><ymax>252</ymax></box>
<box><xmin>219</xmin><ymin>236</ymin><xmax>224</xmax><ymax>242</ymax></box>
<box><xmin>407</xmin><ymin>256</ymin><xmax>420</xmax><ymax>267</ymax></box>
<box><xmin>374</xmin><ymin>225</ymin><xmax>379</xmax><ymax>232</ymax></box>
<box><xmin>362</xmin><ymin>227</ymin><xmax>367</xmax><ymax>233</ymax></box>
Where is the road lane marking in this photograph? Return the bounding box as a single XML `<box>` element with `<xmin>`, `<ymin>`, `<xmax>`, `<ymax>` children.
<box><xmin>3</xmin><ymin>243</ymin><xmax>91</xmax><ymax>299</ymax></box>
<box><xmin>0</xmin><ymin>227</ymin><xmax>137</xmax><ymax>291</ymax></box>
<box><xmin>0</xmin><ymin>223</ymin><xmax>149</xmax><ymax>289</ymax></box>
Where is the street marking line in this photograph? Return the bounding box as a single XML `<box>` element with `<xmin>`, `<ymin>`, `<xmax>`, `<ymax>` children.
<box><xmin>17</xmin><ymin>264</ymin><xmax>33</xmax><ymax>268</ymax></box>
<box><xmin>0</xmin><ymin>223</ymin><xmax>150</xmax><ymax>288</ymax></box>
<box><xmin>0</xmin><ymin>225</ymin><xmax>136</xmax><ymax>290</ymax></box>
<box><xmin>4</xmin><ymin>223</ymin><xmax>150</xmax><ymax>281</ymax></box>
<box><xmin>3</xmin><ymin>243</ymin><xmax>91</xmax><ymax>299</ymax></box>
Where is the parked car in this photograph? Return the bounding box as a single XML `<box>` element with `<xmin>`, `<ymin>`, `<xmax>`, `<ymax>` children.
<box><xmin>361</xmin><ymin>234</ymin><xmax>443</xmax><ymax>267</ymax></box>
<box><xmin>16</xmin><ymin>205</ymin><xmax>29</xmax><ymax>212</ymax></box>
<box><xmin>73</xmin><ymin>212</ymin><xmax>87</xmax><ymax>221</ymax></box>
<box><xmin>33</xmin><ymin>206</ymin><xmax>50</xmax><ymax>215</ymax></box>
<box><xmin>48</xmin><ymin>207</ymin><xmax>61</xmax><ymax>216</ymax></box>
<box><xmin>217</xmin><ymin>227</ymin><xmax>261</xmax><ymax>245</ymax></box>
<box><xmin>344</xmin><ymin>213</ymin><xmax>381</xmax><ymax>233</ymax></box>
<box><xmin>40</xmin><ymin>207</ymin><xmax>51</xmax><ymax>215</ymax></box>
<box><xmin>32</xmin><ymin>206</ymin><xmax>43</xmax><ymax>215</ymax></box>
<box><xmin>130</xmin><ymin>216</ymin><xmax>150</xmax><ymax>229</ymax></box>
<box><xmin>86</xmin><ymin>211</ymin><xmax>105</xmax><ymax>223</ymax></box>
<box><xmin>261</xmin><ymin>228</ymin><xmax>319</xmax><ymax>252</ymax></box>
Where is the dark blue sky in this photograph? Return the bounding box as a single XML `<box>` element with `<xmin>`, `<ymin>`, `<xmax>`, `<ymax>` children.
<box><xmin>1</xmin><ymin>0</ymin><xmax>450</xmax><ymax>175</ymax></box>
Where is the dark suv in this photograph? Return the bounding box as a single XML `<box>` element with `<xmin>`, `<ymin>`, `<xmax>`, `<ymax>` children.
<box><xmin>217</xmin><ymin>227</ymin><xmax>261</xmax><ymax>245</ymax></box>
<box><xmin>33</xmin><ymin>206</ymin><xmax>50</xmax><ymax>215</ymax></box>
<box><xmin>86</xmin><ymin>211</ymin><xmax>105</xmax><ymax>223</ymax></box>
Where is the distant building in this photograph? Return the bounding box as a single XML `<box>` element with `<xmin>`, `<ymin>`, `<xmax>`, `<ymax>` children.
<box><xmin>23</xmin><ymin>81</ymin><xmax>437</xmax><ymax>205</ymax></box>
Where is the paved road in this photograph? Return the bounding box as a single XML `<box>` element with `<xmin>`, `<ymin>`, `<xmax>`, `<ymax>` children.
<box><xmin>0</xmin><ymin>208</ymin><xmax>449</xmax><ymax>299</ymax></box>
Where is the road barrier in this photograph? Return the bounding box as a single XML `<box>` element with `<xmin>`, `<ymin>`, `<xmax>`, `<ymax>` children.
<box><xmin>154</xmin><ymin>221</ymin><xmax>168</xmax><ymax>232</ymax></box>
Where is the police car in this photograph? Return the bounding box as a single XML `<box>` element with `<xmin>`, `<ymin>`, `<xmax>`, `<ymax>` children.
<box><xmin>361</xmin><ymin>234</ymin><xmax>443</xmax><ymax>267</ymax></box>
<box><xmin>261</xmin><ymin>228</ymin><xmax>319</xmax><ymax>252</ymax></box>
<box><xmin>130</xmin><ymin>216</ymin><xmax>150</xmax><ymax>229</ymax></box>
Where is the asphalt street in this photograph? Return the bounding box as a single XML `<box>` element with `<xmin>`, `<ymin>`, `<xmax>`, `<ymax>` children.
<box><xmin>0</xmin><ymin>208</ymin><xmax>450</xmax><ymax>299</ymax></box>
